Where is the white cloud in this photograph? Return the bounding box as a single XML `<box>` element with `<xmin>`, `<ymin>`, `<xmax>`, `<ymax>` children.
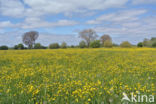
<box><xmin>132</xmin><ymin>0</ymin><xmax>156</xmax><ymax>5</ymax></box>
<box><xmin>23</xmin><ymin>0</ymin><xmax>128</xmax><ymax>13</ymax></box>
<box><xmin>0</xmin><ymin>21</ymin><xmax>14</xmax><ymax>28</ymax></box>
<box><xmin>87</xmin><ymin>9</ymin><xmax>147</xmax><ymax>24</ymax></box>
<box><xmin>95</xmin><ymin>24</ymin><xmax>156</xmax><ymax>44</ymax></box>
<box><xmin>0</xmin><ymin>31</ymin><xmax>23</xmax><ymax>46</ymax></box>
<box><xmin>0</xmin><ymin>0</ymin><xmax>25</xmax><ymax>17</ymax></box>
<box><xmin>94</xmin><ymin>16</ymin><xmax>156</xmax><ymax>36</ymax></box>
<box><xmin>20</xmin><ymin>18</ymin><xmax>79</xmax><ymax>29</ymax></box>
<box><xmin>0</xmin><ymin>18</ymin><xmax>78</xmax><ymax>29</ymax></box>
<box><xmin>0</xmin><ymin>0</ymin><xmax>155</xmax><ymax>45</ymax></box>
<box><xmin>85</xmin><ymin>9</ymin><xmax>156</xmax><ymax>44</ymax></box>
<box><xmin>121</xmin><ymin>22</ymin><xmax>141</xmax><ymax>28</ymax></box>
<box><xmin>0</xmin><ymin>0</ymin><xmax>129</xmax><ymax>18</ymax></box>
<box><xmin>0</xmin><ymin>29</ymin><xmax>5</xmax><ymax>33</ymax></box>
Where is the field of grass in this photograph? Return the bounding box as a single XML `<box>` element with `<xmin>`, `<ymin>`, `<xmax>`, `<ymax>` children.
<box><xmin>0</xmin><ymin>48</ymin><xmax>155</xmax><ymax>104</ymax></box>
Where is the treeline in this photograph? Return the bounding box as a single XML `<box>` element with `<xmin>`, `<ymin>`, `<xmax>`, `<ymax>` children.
<box><xmin>0</xmin><ymin>29</ymin><xmax>156</xmax><ymax>50</ymax></box>
<box><xmin>137</xmin><ymin>37</ymin><xmax>156</xmax><ymax>47</ymax></box>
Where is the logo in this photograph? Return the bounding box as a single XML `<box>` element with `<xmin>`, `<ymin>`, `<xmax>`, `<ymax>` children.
<box><xmin>121</xmin><ymin>92</ymin><xmax>155</xmax><ymax>103</ymax></box>
<box><xmin>121</xmin><ymin>92</ymin><xmax>130</xmax><ymax>102</ymax></box>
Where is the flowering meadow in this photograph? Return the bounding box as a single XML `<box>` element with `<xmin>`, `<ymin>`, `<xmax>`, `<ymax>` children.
<box><xmin>0</xmin><ymin>48</ymin><xmax>155</xmax><ymax>104</ymax></box>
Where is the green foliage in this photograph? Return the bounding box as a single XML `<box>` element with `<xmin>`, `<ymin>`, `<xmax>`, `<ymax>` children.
<box><xmin>151</xmin><ymin>37</ymin><xmax>156</xmax><ymax>48</ymax></box>
<box><xmin>143</xmin><ymin>38</ymin><xmax>153</xmax><ymax>47</ymax></box>
<box><xmin>34</xmin><ymin>43</ymin><xmax>46</xmax><ymax>49</ymax></box>
<box><xmin>152</xmin><ymin>42</ymin><xmax>156</xmax><ymax>47</ymax></box>
<box><xmin>90</xmin><ymin>40</ymin><xmax>101</xmax><ymax>48</ymax></box>
<box><xmin>104</xmin><ymin>40</ymin><xmax>113</xmax><ymax>48</ymax></box>
<box><xmin>120</xmin><ymin>41</ymin><xmax>131</xmax><ymax>48</ymax></box>
<box><xmin>137</xmin><ymin>42</ymin><xmax>143</xmax><ymax>47</ymax></box>
<box><xmin>14</xmin><ymin>44</ymin><xmax>24</xmax><ymax>49</ymax></box>
<box><xmin>143</xmin><ymin>38</ymin><xmax>149</xmax><ymax>47</ymax></box>
<box><xmin>151</xmin><ymin>37</ymin><xmax>156</xmax><ymax>41</ymax></box>
<box><xmin>142</xmin><ymin>37</ymin><xmax>156</xmax><ymax>47</ymax></box>
<box><xmin>0</xmin><ymin>45</ymin><xmax>8</xmax><ymax>50</ymax></box>
<box><xmin>100</xmin><ymin>34</ymin><xmax>112</xmax><ymax>45</ymax></box>
<box><xmin>79</xmin><ymin>29</ymin><xmax>98</xmax><ymax>47</ymax></box>
<box><xmin>61</xmin><ymin>42</ymin><xmax>67</xmax><ymax>48</ymax></box>
<box><xmin>79</xmin><ymin>41</ymin><xmax>87</xmax><ymax>48</ymax></box>
<box><xmin>113</xmin><ymin>43</ymin><xmax>119</xmax><ymax>47</ymax></box>
<box><xmin>70</xmin><ymin>45</ymin><xmax>75</xmax><ymax>48</ymax></box>
<box><xmin>49</xmin><ymin>43</ymin><xmax>60</xmax><ymax>49</ymax></box>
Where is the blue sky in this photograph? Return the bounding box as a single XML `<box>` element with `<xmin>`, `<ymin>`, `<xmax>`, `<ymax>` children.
<box><xmin>0</xmin><ymin>0</ymin><xmax>156</xmax><ymax>46</ymax></box>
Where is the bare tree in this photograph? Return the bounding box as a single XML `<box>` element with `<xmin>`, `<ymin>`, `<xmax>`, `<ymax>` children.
<box><xmin>100</xmin><ymin>34</ymin><xmax>112</xmax><ymax>45</ymax></box>
<box><xmin>22</xmin><ymin>31</ymin><xmax>39</xmax><ymax>49</ymax></box>
<box><xmin>79</xmin><ymin>29</ymin><xmax>98</xmax><ymax>47</ymax></box>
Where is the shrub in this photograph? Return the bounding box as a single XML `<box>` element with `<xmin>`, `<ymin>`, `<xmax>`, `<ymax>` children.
<box><xmin>143</xmin><ymin>38</ymin><xmax>151</xmax><ymax>47</ymax></box>
<box><xmin>152</xmin><ymin>42</ymin><xmax>156</xmax><ymax>47</ymax></box>
<box><xmin>70</xmin><ymin>45</ymin><xmax>75</xmax><ymax>48</ymax></box>
<box><xmin>104</xmin><ymin>40</ymin><xmax>113</xmax><ymax>48</ymax></box>
<box><xmin>137</xmin><ymin>42</ymin><xmax>143</xmax><ymax>47</ymax></box>
<box><xmin>120</xmin><ymin>41</ymin><xmax>131</xmax><ymax>48</ymax></box>
<box><xmin>49</xmin><ymin>43</ymin><xmax>60</xmax><ymax>49</ymax></box>
<box><xmin>0</xmin><ymin>45</ymin><xmax>8</xmax><ymax>50</ymax></box>
<box><xmin>14</xmin><ymin>45</ymin><xmax>18</xmax><ymax>49</ymax></box>
<box><xmin>113</xmin><ymin>43</ymin><xmax>119</xmax><ymax>47</ymax></box>
<box><xmin>79</xmin><ymin>41</ymin><xmax>87</xmax><ymax>48</ymax></box>
<box><xmin>14</xmin><ymin>44</ymin><xmax>24</xmax><ymax>49</ymax></box>
<box><xmin>42</xmin><ymin>46</ymin><xmax>47</xmax><ymax>49</ymax></box>
<box><xmin>61</xmin><ymin>42</ymin><xmax>67</xmax><ymax>48</ymax></box>
<box><xmin>100</xmin><ymin>34</ymin><xmax>112</xmax><ymax>46</ymax></box>
<box><xmin>151</xmin><ymin>37</ymin><xmax>156</xmax><ymax>41</ymax></box>
<box><xmin>90</xmin><ymin>40</ymin><xmax>101</xmax><ymax>48</ymax></box>
<box><xmin>34</xmin><ymin>43</ymin><xmax>46</xmax><ymax>49</ymax></box>
<box><xmin>34</xmin><ymin>43</ymin><xmax>42</xmax><ymax>49</ymax></box>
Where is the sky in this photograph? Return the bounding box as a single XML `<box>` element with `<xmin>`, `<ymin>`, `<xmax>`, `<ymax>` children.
<box><xmin>0</xmin><ymin>0</ymin><xmax>156</xmax><ymax>46</ymax></box>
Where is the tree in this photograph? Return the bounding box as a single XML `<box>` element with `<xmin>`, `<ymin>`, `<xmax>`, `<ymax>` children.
<box><xmin>14</xmin><ymin>43</ymin><xmax>24</xmax><ymax>49</ymax></box>
<box><xmin>49</xmin><ymin>43</ymin><xmax>60</xmax><ymax>49</ymax></box>
<box><xmin>14</xmin><ymin>45</ymin><xmax>18</xmax><ymax>49</ymax></box>
<box><xmin>79</xmin><ymin>29</ymin><xmax>98</xmax><ymax>47</ymax></box>
<box><xmin>90</xmin><ymin>40</ymin><xmax>101</xmax><ymax>48</ymax></box>
<box><xmin>23</xmin><ymin>31</ymin><xmax>39</xmax><ymax>49</ymax></box>
<box><xmin>34</xmin><ymin>43</ymin><xmax>46</xmax><ymax>49</ymax></box>
<box><xmin>120</xmin><ymin>41</ymin><xmax>131</xmax><ymax>48</ymax></box>
<box><xmin>61</xmin><ymin>42</ymin><xmax>67</xmax><ymax>48</ymax></box>
<box><xmin>151</xmin><ymin>37</ymin><xmax>156</xmax><ymax>41</ymax></box>
<box><xmin>137</xmin><ymin>42</ymin><xmax>143</xmax><ymax>47</ymax></box>
<box><xmin>0</xmin><ymin>45</ymin><xmax>8</xmax><ymax>50</ymax></box>
<box><xmin>143</xmin><ymin>38</ymin><xmax>150</xmax><ymax>47</ymax></box>
<box><xmin>104</xmin><ymin>40</ymin><xmax>113</xmax><ymax>48</ymax></box>
<box><xmin>79</xmin><ymin>41</ymin><xmax>87</xmax><ymax>48</ymax></box>
<box><xmin>100</xmin><ymin>34</ymin><xmax>112</xmax><ymax>45</ymax></box>
<box><xmin>152</xmin><ymin>42</ymin><xmax>156</xmax><ymax>47</ymax></box>
<box><xmin>113</xmin><ymin>43</ymin><xmax>119</xmax><ymax>47</ymax></box>
<box><xmin>70</xmin><ymin>45</ymin><xmax>75</xmax><ymax>48</ymax></box>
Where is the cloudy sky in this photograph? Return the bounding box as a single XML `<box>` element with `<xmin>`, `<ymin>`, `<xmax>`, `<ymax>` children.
<box><xmin>0</xmin><ymin>0</ymin><xmax>156</xmax><ymax>46</ymax></box>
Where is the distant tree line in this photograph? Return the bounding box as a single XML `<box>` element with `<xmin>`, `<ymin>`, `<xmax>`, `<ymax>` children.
<box><xmin>137</xmin><ymin>37</ymin><xmax>156</xmax><ymax>48</ymax></box>
<box><xmin>0</xmin><ymin>29</ymin><xmax>156</xmax><ymax>50</ymax></box>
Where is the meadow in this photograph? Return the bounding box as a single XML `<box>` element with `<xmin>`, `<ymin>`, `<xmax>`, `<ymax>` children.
<box><xmin>0</xmin><ymin>48</ymin><xmax>155</xmax><ymax>104</ymax></box>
